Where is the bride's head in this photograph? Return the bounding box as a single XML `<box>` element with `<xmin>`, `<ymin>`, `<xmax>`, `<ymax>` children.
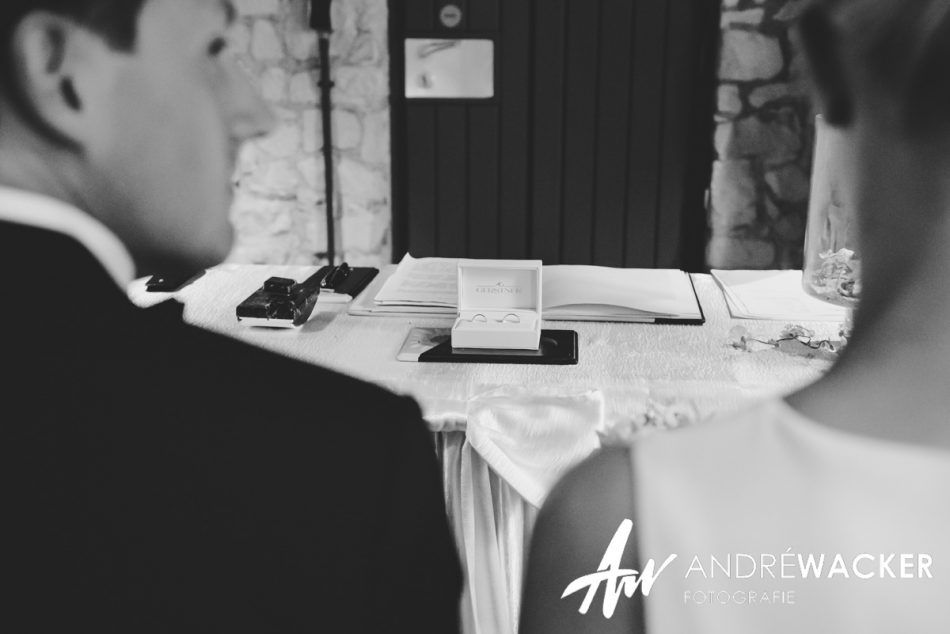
<box><xmin>801</xmin><ymin>0</ymin><xmax>950</xmax><ymax>136</ymax></box>
<box><xmin>799</xmin><ymin>0</ymin><xmax>950</xmax><ymax>315</ymax></box>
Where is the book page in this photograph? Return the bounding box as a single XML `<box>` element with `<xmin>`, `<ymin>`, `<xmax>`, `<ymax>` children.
<box><xmin>373</xmin><ymin>253</ymin><xmax>459</xmax><ymax>307</ymax></box>
<box><xmin>542</xmin><ymin>266</ymin><xmax>701</xmax><ymax>317</ymax></box>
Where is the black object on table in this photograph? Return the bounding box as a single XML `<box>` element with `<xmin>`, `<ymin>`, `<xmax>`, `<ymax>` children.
<box><xmin>145</xmin><ymin>270</ymin><xmax>205</xmax><ymax>292</ymax></box>
<box><xmin>418</xmin><ymin>329</ymin><xmax>578</xmax><ymax>365</ymax></box>
<box><xmin>236</xmin><ymin>271</ymin><xmax>324</xmax><ymax>327</ymax></box>
<box><xmin>316</xmin><ymin>263</ymin><xmax>378</xmax><ymax>299</ymax></box>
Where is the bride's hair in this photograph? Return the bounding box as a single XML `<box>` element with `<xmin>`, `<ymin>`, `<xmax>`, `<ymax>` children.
<box><xmin>814</xmin><ymin>0</ymin><xmax>950</xmax><ymax>134</ymax></box>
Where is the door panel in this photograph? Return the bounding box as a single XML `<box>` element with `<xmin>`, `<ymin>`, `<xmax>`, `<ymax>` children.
<box><xmin>391</xmin><ymin>0</ymin><xmax>719</xmax><ymax>270</ymax></box>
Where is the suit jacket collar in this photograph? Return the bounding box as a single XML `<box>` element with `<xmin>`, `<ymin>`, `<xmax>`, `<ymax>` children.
<box><xmin>0</xmin><ymin>184</ymin><xmax>135</xmax><ymax>290</ymax></box>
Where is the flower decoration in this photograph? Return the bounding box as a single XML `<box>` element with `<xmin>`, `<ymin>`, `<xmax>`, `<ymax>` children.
<box><xmin>728</xmin><ymin>324</ymin><xmax>842</xmax><ymax>361</ymax></box>
<box><xmin>598</xmin><ymin>399</ymin><xmax>703</xmax><ymax>447</ymax></box>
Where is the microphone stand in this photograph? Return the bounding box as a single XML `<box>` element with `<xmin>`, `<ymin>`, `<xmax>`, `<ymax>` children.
<box><xmin>310</xmin><ymin>0</ymin><xmax>335</xmax><ymax>266</ymax></box>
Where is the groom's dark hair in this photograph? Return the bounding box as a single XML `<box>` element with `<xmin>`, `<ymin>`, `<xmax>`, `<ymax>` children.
<box><xmin>0</xmin><ymin>0</ymin><xmax>148</xmax><ymax>56</ymax></box>
<box><xmin>0</xmin><ymin>0</ymin><xmax>148</xmax><ymax>142</ymax></box>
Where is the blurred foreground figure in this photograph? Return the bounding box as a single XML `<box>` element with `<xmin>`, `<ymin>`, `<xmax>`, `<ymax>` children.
<box><xmin>0</xmin><ymin>1</ymin><xmax>460</xmax><ymax>630</ymax></box>
<box><xmin>521</xmin><ymin>1</ymin><xmax>950</xmax><ymax>632</ymax></box>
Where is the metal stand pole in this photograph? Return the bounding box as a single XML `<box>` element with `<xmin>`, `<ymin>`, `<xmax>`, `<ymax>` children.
<box><xmin>311</xmin><ymin>0</ymin><xmax>335</xmax><ymax>266</ymax></box>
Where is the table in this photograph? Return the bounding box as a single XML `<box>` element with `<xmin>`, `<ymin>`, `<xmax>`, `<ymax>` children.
<box><xmin>129</xmin><ymin>264</ymin><xmax>840</xmax><ymax>634</ymax></box>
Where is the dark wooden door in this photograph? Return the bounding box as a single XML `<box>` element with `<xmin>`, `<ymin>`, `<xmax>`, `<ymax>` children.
<box><xmin>390</xmin><ymin>0</ymin><xmax>720</xmax><ymax>270</ymax></box>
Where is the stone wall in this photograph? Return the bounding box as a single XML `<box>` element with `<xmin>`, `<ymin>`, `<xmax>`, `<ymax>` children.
<box><xmin>708</xmin><ymin>0</ymin><xmax>813</xmax><ymax>269</ymax></box>
<box><xmin>228</xmin><ymin>0</ymin><xmax>391</xmax><ymax>268</ymax></box>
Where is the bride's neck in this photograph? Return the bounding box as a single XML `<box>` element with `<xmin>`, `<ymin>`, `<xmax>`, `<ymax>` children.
<box><xmin>788</xmin><ymin>129</ymin><xmax>950</xmax><ymax>450</ymax></box>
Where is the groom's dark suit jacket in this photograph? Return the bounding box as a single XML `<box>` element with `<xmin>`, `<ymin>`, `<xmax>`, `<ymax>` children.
<box><xmin>1</xmin><ymin>220</ymin><xmax>461</xmax><ymax>632</ymax></box>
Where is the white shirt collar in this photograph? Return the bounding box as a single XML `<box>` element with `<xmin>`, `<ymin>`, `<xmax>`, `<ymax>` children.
<box><xmin>0</xmin><ymin>184</ymin><xmax>136</xmax><ymax>290</ymax></box>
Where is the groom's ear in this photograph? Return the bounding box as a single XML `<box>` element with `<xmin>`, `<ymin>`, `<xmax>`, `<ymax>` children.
<box><xmin>798</xmin><ymin>4</ymin><xmax>854</xmax><ymax>126</ymax></box>
<box><xmin>5</xmin><ymin>11</ymin><xmax>104</xmax><ymax>147</ymax></box>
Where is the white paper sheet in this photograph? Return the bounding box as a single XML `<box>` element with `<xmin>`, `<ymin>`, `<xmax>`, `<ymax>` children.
<box><xmin>373</xmin><ymin>253</ymin><xmax>459</xmax><ymax>307</ymax></box>
<box><xmin>711</xmin><ymin>269</ymin><xmax>848</xmax><ymax>321</ymax></box>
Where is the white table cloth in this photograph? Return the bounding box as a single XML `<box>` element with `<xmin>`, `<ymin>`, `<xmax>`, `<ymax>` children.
<box><xmin>130</xmin><ymin>264</ymin><xmax>840</xmax><ymax>634</ymax></box>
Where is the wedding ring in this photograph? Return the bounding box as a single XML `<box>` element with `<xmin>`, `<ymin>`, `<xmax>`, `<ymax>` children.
<box><xmin>500</xmin><ymin>313</ymin><xmax>521</xmax><ymax>323</ymax></box>
<box><xmin>471</xmin><ymin>313</ymin><xmax>488</xmax><ymax>323</ymax></box>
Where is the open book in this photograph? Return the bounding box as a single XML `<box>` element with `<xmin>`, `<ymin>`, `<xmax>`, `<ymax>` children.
<box><xmin>350</xmin><ymin>254</ymin><xmax>704</xmax><ymax>324</ymax></box>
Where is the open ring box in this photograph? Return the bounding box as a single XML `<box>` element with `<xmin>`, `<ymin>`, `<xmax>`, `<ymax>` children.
<box><xmin>452</xmin><ymin>259</ymin><xmax>542</xmax><ymax>350</ymax></box>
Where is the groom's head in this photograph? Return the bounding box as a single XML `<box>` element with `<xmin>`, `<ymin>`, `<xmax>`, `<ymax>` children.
<box><xmin>0</xmin><ymin>0</ymin><xmax>275</xmax><ymax>277</ymax></box>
